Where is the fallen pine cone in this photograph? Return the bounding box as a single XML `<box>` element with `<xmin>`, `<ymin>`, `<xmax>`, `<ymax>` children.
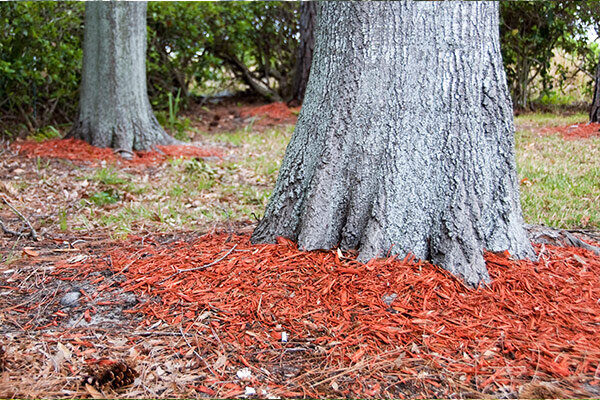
<box><xmin>519</xmin><ymin>382</ymin><xmax>565</xmax><ymax>399</ymax></box>
<box><xmin>83</xmin><ymin>361</ymin><xmax>138</xmax><ymax>390</ymax></box>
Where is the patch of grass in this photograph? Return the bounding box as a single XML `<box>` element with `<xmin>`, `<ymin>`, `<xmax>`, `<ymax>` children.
<box><xmin>516</xmin><ymin>126</ymin><xmax>600</xmax><ymax>229</ymax></box>
<box><xmin>87</xmin><ymin>189</ymin><xmax>120</xmax><ymax>206</ymax></box>
<box><xmin>72</xmin><ymin>126</ymin><xmax>291</xmax><ymax>234</ymax></box>
<box><xmin>91</xmin><ymin>167</ymin><xmax>128</xmax><ymax>186</ymax></box>
<box><xmin>58</xmin><ymin>209</ymin><xmax>68</xmax><ymax>231</ymax></box>
<box><xmin>515</xmin><ymin>112</ymin><xmax>587</xmax><ymax>127</ymax></box>
<box><xmin>27</xmin><ymin>125</ymin><xmax>61</xmax><ymax>142</ymax></box>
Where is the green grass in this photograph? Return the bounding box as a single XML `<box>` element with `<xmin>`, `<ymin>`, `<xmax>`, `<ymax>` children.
<box><xmin>23</xmin><ymin>115</ymin><xmax>596</xmax><ymax>236</ymax></box>
<box><xmin>66</xmin><ymin>126</ymin><xmax>291</xmax><ymax>236</ymax></box>
<box><xmin>515</xmin><ymin>116</ymin><xmax>600</xmax><ymax>229</ymax></box>
<box><xmin>514</xmin><ymin>112</ymin><xmax>587</xmax><ymax>127</ymax></box>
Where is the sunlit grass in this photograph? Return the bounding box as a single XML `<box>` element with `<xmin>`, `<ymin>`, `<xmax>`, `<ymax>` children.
<box><xmin>60</xmin><ymin>115</ymin><xmax>600</xmax><ymax>234</ymax></box>
<box><xmin>70</xmin><ymin>126</ymin><xmax>291</xmax><ymax>235</ymax></box>
<box><xmin>515</xmin><ymin>117</ymin><xmax>600</xmax><ymax>229</ymax></box>
<box><xmin>514</xmin><ymin>112</ymin><xmax>588</xmax><ymax>127</ymax></box>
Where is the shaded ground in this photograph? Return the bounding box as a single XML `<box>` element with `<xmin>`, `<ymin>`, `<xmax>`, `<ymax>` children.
<box><xmin>12</xmin><ymin>139</ymin><xmax>223</xmax><ymax>167</ymax></box>
<box><xmin>1</xmin><ymin>106</ymin><xmax>599</xmax><ymax>398</ymax></box>
<box><xmin>184</xmin><ymin>101</ymin><xmax>300</xmax><ymax>136</ymax></box>
<box><xmin>2</xmin><ymin>231</ymin><xmax>599</xmax><ymax>398</ymax></box>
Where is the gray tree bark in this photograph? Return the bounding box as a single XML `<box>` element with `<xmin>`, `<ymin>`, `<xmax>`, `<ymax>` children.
<box><xmin>68</xmin><ymin>2</ymin><xmax>174</xmax><ymax>154</ymax></box>
<box><xmin>590</xmin><ymin>58</ymin><xmax>600</xmax><ymax>122</ymax></box>
<box><xmin>252</xmin><ymin>1</ymin><xmax>535</xmax><ymax>286</ymax></box>
<box><xmin>289</xmin><ymin>1</ymin><xmax>317</xmax><ymax>106</ymax></box>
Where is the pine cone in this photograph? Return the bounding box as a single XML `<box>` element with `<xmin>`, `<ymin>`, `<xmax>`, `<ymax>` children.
<box><xmin>0</xmin><ymin>345</ymin><xmax>6</xmax><ymax>372</ymax></box>
<box><xmin>84</xmin><ymin>361</ymin><xmax>138</xmax><ymax>390</ymax></box>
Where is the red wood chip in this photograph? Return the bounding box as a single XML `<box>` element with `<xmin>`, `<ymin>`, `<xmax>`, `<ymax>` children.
<box><xmin>54</xmin><ymin>232</ymin><xmax>600</xmax><ymax>392</ymax></box>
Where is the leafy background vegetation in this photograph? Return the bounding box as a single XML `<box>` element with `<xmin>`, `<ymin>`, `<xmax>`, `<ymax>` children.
<box><xmin>1</xmin><ymin>1</ymin><xmax>600</xmax><ymax>138</ymax></box>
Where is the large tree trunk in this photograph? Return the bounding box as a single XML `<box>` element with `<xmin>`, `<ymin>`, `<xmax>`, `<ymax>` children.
<box><xmin>289</xmin><ymin>1</ymin><xmax>317</xmax><ymax>106</ymax></box>
<box><xmin>590</xmin><ymin>58</ymin><xmax>600</xmax><ymax>122</ymax></box>
<box><xmin>252</xmin><ymin>1</ymin><xmax>535</xmax><ymax>286</ymax></box>
<box><xmin>68</xmin><ymin>2</ymin><xmax>174</xmax><ymax>153</ymax></box>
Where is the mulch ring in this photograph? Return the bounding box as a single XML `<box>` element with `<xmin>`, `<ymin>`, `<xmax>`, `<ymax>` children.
<box><xmin>188</xmin><ymin>101</ymin><xmax>300</xmax><ymax>133</ymax></box>
<box><xmin>540</xmin><ymin>122</ymin><xmax>600</xmax><ymax>139</ymax></box>
<box><xmin>34</xmin><ymin>232</ymin><xmax>600</xmax><ymax>398</ymax></box>
<box><xmin>10</xmin><ymin>138</ymin><xmax>223</xmax><ymax>167</ymax></box>
<box><xmin>239</xmin><ymin>102</ymin><xmax>300</xmax><ymax>125</ymax></box>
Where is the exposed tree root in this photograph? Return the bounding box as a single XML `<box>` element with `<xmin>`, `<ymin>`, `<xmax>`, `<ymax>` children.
<box><xmin>526</xmin><ymin>224</ymin><xmax>600</xmax><ymax>255</ymax></box>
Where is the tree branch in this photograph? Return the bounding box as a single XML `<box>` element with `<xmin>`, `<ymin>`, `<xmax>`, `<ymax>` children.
<box><xmin>0</xmin><ymin>195</ymin><xmax>38</xmax><ymax>240</ymax></box>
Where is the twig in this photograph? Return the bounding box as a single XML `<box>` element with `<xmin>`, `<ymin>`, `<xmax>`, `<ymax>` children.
<box><xmin>0</xmin><ymin>217</ymin><xmax>24</xmax><ymax>237</ymax></box>
<box><xmin>158</xmin><ymin>244</ymin><xmax>237</xmax><ymax>284</ymax></box>
<box><xmin>0</xmin><ymin>195</ymin><xmax>38</xmax><ymax>240</ymax></box>
<box><xmin>179</xmin><ymin>325</ymin><xmax>215</xmax><ymax>375</ymax></box>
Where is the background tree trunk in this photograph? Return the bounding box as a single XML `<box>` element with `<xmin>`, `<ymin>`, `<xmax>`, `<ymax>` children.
<box><xmin>252</xmin><ymin>1</ymin><xmax>534</xmax><ymax>286</ymax></box>
<box><xmin>289</xmin><ymin>1</ymin><xmax>316</xmax><ymax>106</ymax></box>
<box><xmin>590</xmin><ymin>58</ymin><xmax>600</xmax><ymax>122</ymax></box>
<box><xmin>68</xmin><ymin>2</ymin><xmax>174</xmax><ymax>153</ymax></box>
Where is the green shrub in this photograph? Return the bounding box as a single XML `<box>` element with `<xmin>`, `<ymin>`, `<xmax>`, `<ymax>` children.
<box><xmin>0</xmin><ymin>2</ymin><xmax>84</xmax><ymax>130</ymax></box>
<box><xmin>147</xmin><ymin>2</ymin><xmax>300</xmax><ymax>107</ymax></box>
<box><xmin>27</xmin><ymin>125</ymin><xmax>61</xmax><ymax>142</ymax></box>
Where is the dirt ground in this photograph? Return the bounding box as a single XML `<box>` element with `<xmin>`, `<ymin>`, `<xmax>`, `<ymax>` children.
<box><xmin>1</xmin><ymin>103</ymin><xmax>599</xmax><ymax>399</ymax></box>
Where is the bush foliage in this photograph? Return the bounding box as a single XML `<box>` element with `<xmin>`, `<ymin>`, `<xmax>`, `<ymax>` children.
<box><xmin>0</xmin><ymin>1</ymin><xmax>299</xmax><ymax>135</ymax></box>
<box><xmin>0</xmin><ymin>1</ymin><xmax>599</xmax><ymax>136</ymax></box>
<box><xmin>0</xmin><ymin>2</ymin><xmax>84</xmax><ymax>131</ymax></box>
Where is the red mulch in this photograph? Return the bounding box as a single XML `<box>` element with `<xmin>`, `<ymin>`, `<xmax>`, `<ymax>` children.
<box><xmin>11</xmin><ymin>138</ymin><xmax>223</xmax><ymax>166</ymax></box>
<box><xmin>53</xmin><ymin>233</ymin><xmax>600</xmax><ymax>397</ymax></box>
<box><xmin>240</xmin><ymin>102</ymin><xmax>300</xmax><ymax>124</ymax></box>
<box><xmin>541</xmin><ymin>122</ymin><xmax>600</xmax><ymax>139</ymax></box>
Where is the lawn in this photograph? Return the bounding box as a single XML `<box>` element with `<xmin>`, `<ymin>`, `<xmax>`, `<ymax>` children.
<box><xmin>515</xmin><ymin>113</ymin><xmax>600</xmax><ymax>229</ymax></box>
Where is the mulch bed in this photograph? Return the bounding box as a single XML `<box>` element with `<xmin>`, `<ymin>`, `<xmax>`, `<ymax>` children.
<box><xmin>11</xmin><ymin>138</ymin><xmax>223</xmax><ymax>166</ymax></box>
<box><xmin>42</xmin><ymin>232</ymin><xmax>600</xmax><ymax>398</ymax></box>
<box><xmin>188</xmin><ymin>101</ymin><xmax>300</xmax><ymax>134</ymax></box>
<box><xmin>541</xmin><ymin>122</ymin><xmax>600</xmax><ymax>139</ymax></box>
<box><xmin>240</xmin><ymin>102</ymin><xmax>300</xmax><ymax>123</ymax></box>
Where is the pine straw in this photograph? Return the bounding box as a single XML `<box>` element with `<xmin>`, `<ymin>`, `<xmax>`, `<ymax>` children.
<box><xmin>41</xmin><ymin>232</ymin><xmax>600</xmax><ymax>398</ymax></box>
<box><xmin>11</xmin><ymin>138</ymin><xmax>223</xmax><ymax>166</ymax></box>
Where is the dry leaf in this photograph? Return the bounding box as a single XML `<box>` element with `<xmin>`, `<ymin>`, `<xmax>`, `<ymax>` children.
<box><xmin>85</xmin><ymin>383</ymin><xmax>104</xmax><ymax>399</ymax></box>
<box><xmin>213</xmin><ymin>353</ymin><xmax>227</xmax><ymax>370</ymax></box>
<box><xmin>57</xmin><ymin>342</ymin><xmax>72</xmax><ymax>361</ymax></box>
<box><xmin>23</xmin><ymin>248</ymin><xmax>39</xmax><ymax>257</ymax></box>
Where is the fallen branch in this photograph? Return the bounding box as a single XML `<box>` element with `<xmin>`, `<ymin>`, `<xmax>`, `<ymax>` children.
<box><xmin>0</xmin><ymin>195</ymin><xmax>38</xmax><ymax>240</ymax></box>
<box><xmin>158</xmin><ymin>244</ymin><xmax>237</xmax><ymax>284</ymax></box>
<box><xmin>0</xmin><ymin>217</ymin><xmax>24</xmax><ymax>237</ymax></box>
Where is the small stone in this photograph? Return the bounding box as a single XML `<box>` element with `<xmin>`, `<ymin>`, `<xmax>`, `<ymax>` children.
<box><xmin>60</xmin><ymin>291</ymin><xmax>81</xmax><ymax>307</ymax></box>
<box><xmin>382</xmin><ymin>293</ymin><xmax>398</xmax><ymax>306</ymax></box>
<box><xmin>245</xmin><ymin>387</ymin><xmax>256</xmax><ymax>396</ymax></box>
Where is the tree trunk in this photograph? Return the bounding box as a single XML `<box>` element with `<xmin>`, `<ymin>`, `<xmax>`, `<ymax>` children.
<box><xmin>68</xmin><ymin>2</ymin><xmax>174</xmax><ymax>153</ymax></box>
<box><xmin>289</xmin><ymin>1</ymin><xmax>317</xmax><ymax>106</ymax></box>
<box><xmin>590</xmin><ymin>58</ymin><xmax>600</xmax><ymax>122</ymax></box>
<box><xmin>252</xmin><ymin>1</ymin><xmax>535</xmax><ymax>287</ymax></box>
